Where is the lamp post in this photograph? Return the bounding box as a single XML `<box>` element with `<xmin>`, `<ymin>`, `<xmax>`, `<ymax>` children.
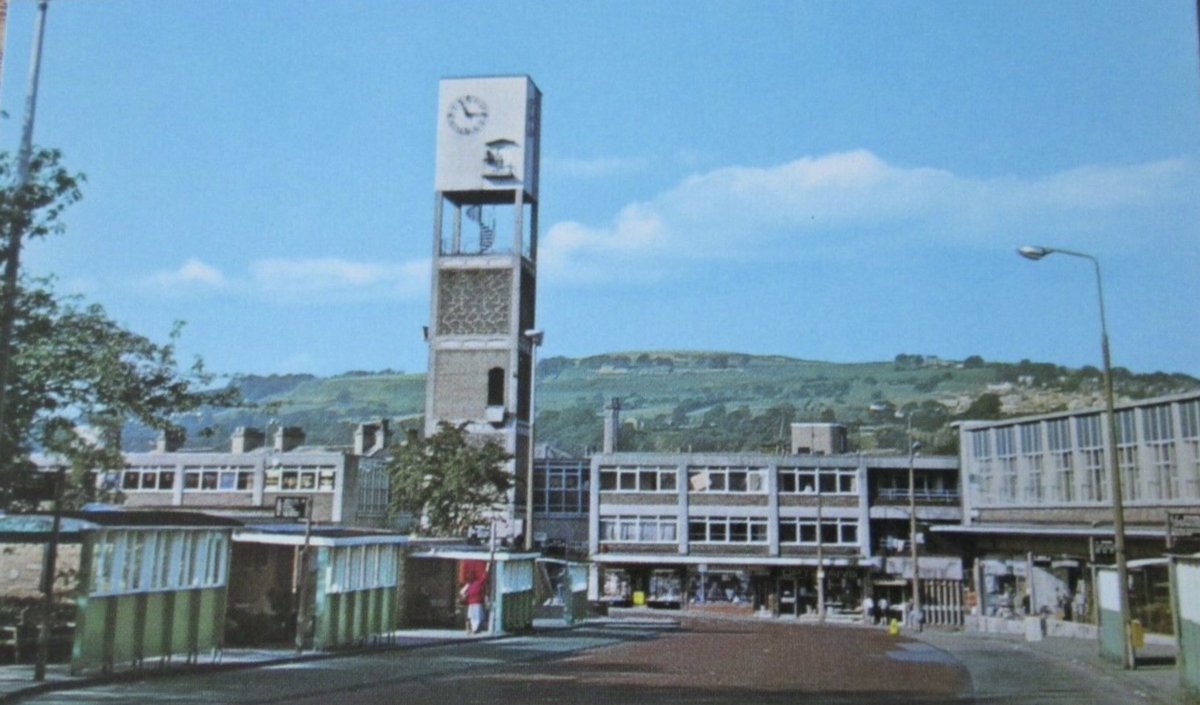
<box><xmin>908</xmin><ymin>438</ymin><xmax>922</xmax><ymax>631</ymax></box>
<box><xmin>816</xmin><ymin>487</ymin><xmax>825</xmax><ymax>623</ymax></box>
<box><xmin>523</xmin><ymin>329</ymin><xmax>543</xmax><ymax>551</ymax></box>
<box><xmin>0</xmin><ymin>0</ymin><xmax>50</xmax><ymax>467</ymax></box>
<box><xmin>1018</xmin><ymin>244</ymin><xmax>1132</xmax><ymax>669</ymax></box>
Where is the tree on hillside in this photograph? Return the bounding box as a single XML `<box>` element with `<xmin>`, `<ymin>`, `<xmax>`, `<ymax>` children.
<box><xmin>386</xmin><ymin>422</ymin><xmax>512</xmax><ymax>537</ymax></box>
<box><xmin>960</xmin><ymin>392</ymin><xmax>1004</xmax><ymax>420</ymax></box>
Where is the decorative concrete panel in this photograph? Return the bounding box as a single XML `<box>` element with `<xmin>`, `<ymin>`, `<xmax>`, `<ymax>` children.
<box><xmin>437</xmin><ymin>270</ymin><xmax>512</xmax><ymax>336</ymax></box>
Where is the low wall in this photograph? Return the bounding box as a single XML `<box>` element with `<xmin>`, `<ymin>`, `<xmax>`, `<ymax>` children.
<box><xmin>0</xmin><ymin>544</ymin><xmax>82</xmax><ymax>599</ymax></box>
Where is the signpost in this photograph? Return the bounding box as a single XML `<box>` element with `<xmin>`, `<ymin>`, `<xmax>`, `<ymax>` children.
<box><xmin>276</xmin><ymin>497</ymin><xmax>313</xmax><ymax>653</ymax></box>
<box><xmin>1167</xmin><ymin>512</ymin><xmax>1200</xmax><ymax>551</ymax></box>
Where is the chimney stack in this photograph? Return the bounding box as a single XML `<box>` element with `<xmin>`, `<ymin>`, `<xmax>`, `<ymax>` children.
<box><xmin>274</xmin><ymin>426</ymin><xmax>306</xmax><ymax>453</ymax></box>
<box><xmin>354</xmin><ymin>419</ymin><xmax>391</xmax><ymax>456</ymax></box>
<box><xmin>603</xmin><ymin>397</ymin><xmax>622</xmax><ymax>453</ymax></box>
<box><xmin>156</xmin><ymin>427</ymin><xmax>185</xmax><ymax>453</ymax></box>
<box><xmin>231</xmin><ymin>427</ymin><xmax>265</xmax><ymax>454</ymax></box>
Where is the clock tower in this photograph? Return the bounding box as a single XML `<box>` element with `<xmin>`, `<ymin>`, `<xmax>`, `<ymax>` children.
<box><xmin>425</xmin><ymin>76</ymin><xmax>542</xmax><ymax>537</ymax></box>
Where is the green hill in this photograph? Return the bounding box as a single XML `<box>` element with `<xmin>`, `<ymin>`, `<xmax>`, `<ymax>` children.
<box><xmin>124</xmin><ymin>352</ymin><xmax>1198</xmax><ymax>456</ymax></box>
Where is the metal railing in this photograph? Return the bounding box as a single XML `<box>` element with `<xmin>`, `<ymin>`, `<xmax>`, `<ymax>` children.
<box><xmin>875</xmin><ymin>488</ymin><xmax>961</xmax><ymax>503</ymax></box>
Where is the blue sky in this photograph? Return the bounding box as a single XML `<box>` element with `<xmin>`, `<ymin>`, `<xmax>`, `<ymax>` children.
<box><xmin>2</xmin><ymin>1</ymin><xmax>1198</xmax><ymax>379</ymax></box>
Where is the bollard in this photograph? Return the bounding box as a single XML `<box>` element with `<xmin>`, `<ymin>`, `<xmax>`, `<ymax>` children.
<box><xmin>1130</xmin><ymin>619</ymin><xmax>1145</xmax><ymax>650</ymax></box>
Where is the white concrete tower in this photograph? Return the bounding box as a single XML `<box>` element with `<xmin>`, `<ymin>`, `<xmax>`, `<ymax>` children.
<box><xmin>425</xmin><ymin>76</ymin><xmax>542</xmax><ymax>536</ymax></box>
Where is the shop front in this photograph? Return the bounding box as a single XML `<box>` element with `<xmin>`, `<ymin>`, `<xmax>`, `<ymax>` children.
<box><xmin>596</xmin><ymin>560</ymin><xmax>869</xmax><ymax>618</ymax></box>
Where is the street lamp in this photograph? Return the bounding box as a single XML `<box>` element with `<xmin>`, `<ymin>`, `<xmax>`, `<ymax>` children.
<box><xmin>908</xmin><ymin>438</ymin><xmax>922</xmax><ymax>631</ymax></box>
<box><xmin>1018</xmin><ymin>244</ymin><xmax>1132</xmax><ymax>669</ymax></box>
<box><xmin>523</xmin><ymin>329</ymin><xmax>544</xmax><ymax>551</ymax></box>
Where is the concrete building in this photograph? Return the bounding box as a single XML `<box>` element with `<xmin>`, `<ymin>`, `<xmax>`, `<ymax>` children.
<box><xmin>423</xmin><ymin>75</ymin><xmax>543</xmax><ymax>540</ymax></box>
<box><xmin>34</xmin><ymin>422</ymin><xmax>394</xmax><ymax>528</ymax></box>
<box><xmin>942</xmin><ymin>390</ymin><xmax>1200</xmax><ymax>630</ymax></box>
<box><xmin>790</xmin><ymin>423</ymin><xmax>848</xmax><ymax>456</ymax></box>
<box><xmin>530</xmin><ymin>449</ymin><xmax>589</xmax><ymax>555</ymax></box>
<box><xmin>588</xmin><ymin>449</ymin><xmax>963</xmax><ymax>623</ymax></box>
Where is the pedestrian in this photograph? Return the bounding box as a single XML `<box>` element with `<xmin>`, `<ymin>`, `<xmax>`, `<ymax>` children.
<box><xmin>878</xmin><ymin>597</ymin><xmax>888</xmax><ymax>626</ymax></box>
<box><xmin>862</xmin><ymin>595</ymin><xmax>875</xmax><ymax>626</ymax></box>
<box><xmin>462</xmin><ymin>569</ymin><xmax>489</xmax><ymax>634</ymax></box>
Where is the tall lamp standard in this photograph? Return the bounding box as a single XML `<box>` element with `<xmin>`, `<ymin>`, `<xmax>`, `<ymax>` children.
<box><xmin>523</xmin><ymin>329</ymin><xmax>543</xmax><ymax>551</ymax></box>
<box><xmin>1017</xmin><ymin>244</ymin><xmax>1131</xmax><ymax>669</ymax></box>
<box><xmin>908</xmin><ymin>438</ymin><xmax>922</xmax><ymax>631</ymax></box>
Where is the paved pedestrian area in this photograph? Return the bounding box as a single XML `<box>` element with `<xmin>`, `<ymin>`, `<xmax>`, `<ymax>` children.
<box><xmin>917</xmin><ymin>628</ymin><xmax>1187</xmax><ymax>705</ymax></box>
<box><xmin>0</xmin><ymin>622</ymin><xmax>540</xmax><ymax>704</ymax></box>
<box><xmin>0</xmin><ymin>615</ymin><xmax>1193</xmax><ymax>704</ymax></box>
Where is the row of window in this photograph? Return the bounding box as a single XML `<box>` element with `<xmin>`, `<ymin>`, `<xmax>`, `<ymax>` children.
<box><xmin>114</xmin><ymin>466</ymin><xmax>338</xmax><ymax>492</ymax></box>
<box><xmin>971</xmin><ymin>399</ymin><xmax>1200</xmax><ymax>461</ymax></box>
<box><xmin>534</xmin><ymin>461</ymin><xmax>590</xmax><ymax>514</ymax></box>
<box><xmin>598</xmin><ymin>466</ymin><xmax>859</xmax><ymax>495</ymax></box>
<box><xmin>90</xmin><ymin>529</ymin><xmax>228</xmax><ymax>596</ymax></box>
<box><xmin>599</xmin><ymin>515</ymin><xmax>860</xmax><ymax>546</ymax></box>
<box><xmin>326</xmin><ymin>544</ymin><xmax>400</xmax><ymax>594</ymax></box>
<box><xmin>973</xmin><ymin>439</ymin><xmax>1200</xmax><ymax>504</ymax></box>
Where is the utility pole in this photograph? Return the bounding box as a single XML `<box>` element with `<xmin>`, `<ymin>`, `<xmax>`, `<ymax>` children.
<box><xmin>0</xmin><ymin>0</ymin><xmax>49</xmax><ymax>465</ymax></box>
<box><xmin>293</xmin><ymin>497</ymin><xmax>313</xmax><ymax>654</ymax></box>
<box><xmin>909</xmin><ymin>437</ymin><xmax>923</xmax><ymax>631</ymax></box>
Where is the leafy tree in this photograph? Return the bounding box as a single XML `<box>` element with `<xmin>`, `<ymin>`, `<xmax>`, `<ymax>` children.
<box><xmin>0</xmin><ymin>279</ymin><xmax>240</xmax><ymax>510</ymax></box>
<box><xmin>0</xmin><ymin>148</ymin><xmax>84</xmax><ymax>463</ymax></box>
<box><xmin>962</xmin><ymin>355</ymin><xmax>985</xmax><ymax>369</ymax></box>
<box><xmin>386</xmin><ymin>422</ymin><xmax>512</xmax><ymax>537</ymax></box>
<box><xmin>0</xmin><ymin>149</ymin><xmax>240</xmax><ymax>509</ymax></box>
<box><xmin>960</xmin><ymin>392</ymin><xmax>1004</xmax><ymax>420</ymax></box>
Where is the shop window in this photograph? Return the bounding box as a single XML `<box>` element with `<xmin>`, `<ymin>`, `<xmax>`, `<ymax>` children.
<box><xmin>689</xmin><ymin>571</ymin><xmax>750</xmax><ymax>604</ymax></box>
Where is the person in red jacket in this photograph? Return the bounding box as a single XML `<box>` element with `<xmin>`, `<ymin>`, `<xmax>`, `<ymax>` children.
<box><xmin>462</xmin><ymin>571</ymin><xmax>489</xmax><ymax>634</ymax></box>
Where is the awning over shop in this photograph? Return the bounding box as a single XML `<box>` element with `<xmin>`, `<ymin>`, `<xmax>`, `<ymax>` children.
<box><xmin>883</xmin><ymin>556</ymin><xmax>963</xmax><ymax>581</ymax></box>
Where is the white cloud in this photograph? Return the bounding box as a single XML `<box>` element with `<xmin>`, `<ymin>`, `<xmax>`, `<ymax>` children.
<box><xmin>540</xmin><ymin>149</ymin><xmax>1196</xmax><ymax>283</ymax></box>
<box><xmin>142</xmin><ymin>256</ymin><xmax>429</xmax><ymax>303</ymax></box>
<box><xmin>147</xmin><ymin>258</ymin><xmax>228</xmax><ymax>288</ymax></box>
<box><xmin>250</xmin><ymin>257</ymin><xmax>430</xmax><ymax>302</ymax></box>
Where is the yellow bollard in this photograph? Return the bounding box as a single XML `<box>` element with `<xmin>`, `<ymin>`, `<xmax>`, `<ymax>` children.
<box><xmin>888</xmin><ymin>618</ymin><xmax>900</xmax><ymax>636</ymax></box>
<box><xmin>1130</xmin><ymin>619</ymin><xmax>1145</xmax><ymax>650</ymax></box>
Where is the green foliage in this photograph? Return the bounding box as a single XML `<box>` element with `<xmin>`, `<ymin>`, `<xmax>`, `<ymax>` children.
<box><xmin>385</xmin><ymin>422</ymin><xmax>512</xmax><ymax>537</ymax></box>
<box><xmin>146</xmin><ymin>349</ymin><xmax>1199</xmax><ymax>458</ymax></box>
<box><xmin>0</xmin><ymin>148</ymin><xmax>84</xmax><ymax>248</ymax></box>
<box><xmin>961</xmin><ymin>392</ymin><xmax>1004</xmax><ymax>420</ymax></box>
<box><xmin>1</xmin><ymin>280</ymin><xmax>240</xmax><ymax>509</ymax></box>
<box><xmin>535</xmin><ymin>400</ymin><xmax>603</xmax><ymax>455</ymax></box>
<box><xmin>0</xmin><ymin>150</ymin><xmax>238</xmax><ymax>510</ymax></box>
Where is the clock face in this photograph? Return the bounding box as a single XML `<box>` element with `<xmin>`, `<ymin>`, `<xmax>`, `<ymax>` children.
<box><xmin>447</xmin><ymin>95</ymin><xmax>488</xmax><ymax>135</ymax></box>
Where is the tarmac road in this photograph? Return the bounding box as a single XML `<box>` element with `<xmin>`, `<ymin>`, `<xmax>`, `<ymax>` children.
<box><xmin>12</xmin><ymin>618</ymin><xmax>1178</xmax><ymax>705</ymax></box>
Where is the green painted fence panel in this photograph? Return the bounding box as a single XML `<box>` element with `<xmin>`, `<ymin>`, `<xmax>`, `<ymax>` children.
<box><xmin>1096</xmin><ymin>568</ymin><xmax>1127</xmax><ymax>665</ymax></box>
<box><xmin>143</xmin><ymin>593</ymin><xmax>169</xmax><ymax>662</ymax></box>
<box><xmin>72</xmin><ymin>598</ymin><xmax>111</xmax><ymax>672</ymax></box>
<box><xmin>1173</xmin><ymin>558</ymin><xmax>1200</xmax><ymax>697</ymax></box>
<box><xmin>501</xmin><ymin>590</ymin><xmax>534</xmax><ymax>632</ymax></box>
<box><xmin>380</xmin><ymin>587</ymin><xmax>395</xmax><ymax>634</ymax></box>
<box><xmin>171</xmin><ymin>590</ymin><xmax>196</xmax><ymax>656</ymax></box>
<box><xmin>195</xmin><ymin>588</ymin><xmax>225</xmax><ymax>655</ymax></box>
<box><xmin>110</xmin><ymin>595</ymin><xmax>140</xmax><ymax>665</ymax></box>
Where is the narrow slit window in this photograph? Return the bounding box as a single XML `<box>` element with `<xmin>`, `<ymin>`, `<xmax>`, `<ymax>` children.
<box><xmin>487</xmin><ymin>367</ymin><xmax>505</xmax><ymax>407</ymax></box>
